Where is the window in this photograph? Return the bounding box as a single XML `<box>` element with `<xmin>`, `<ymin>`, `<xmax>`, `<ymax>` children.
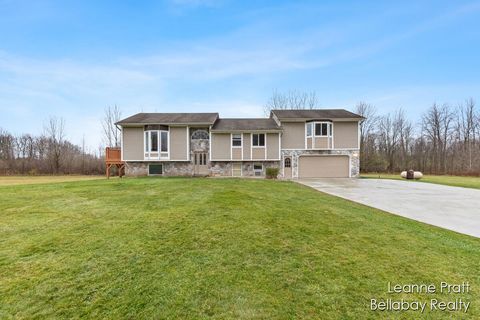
<box><xmin>253</xmin><ymin>163</ymin><xmax>263</xmax><ymax>176</ymax></box>
<box><xmin>232</xmin><ymin>134</ymin><xmax>242</xmax><ymax>147</ymax></box>
<box><xmin>161</xmin><ymin>131</ymin><xmax>168</xmax><ymax>152</ymax></box>
<box><xmin>145</xmin><ymin>129</ymin><xmax>169</xmax><ymax>158</ymax></box>
<box><xmin>284</xmin><ymin>158</ymin><xmax>291</xmax><ymax>168</ymax></box>
<box><xmin>151</xmin><ymin>131</ymin><xmax>158</xmax><ymax>152</ymax></box>
<box><xmin>314</xmin><ymin>122</ymin><xmax>331</xmax><ymax>136</ymax></box>
<box><xmin>191</xmin><ymin>129</ymin><xmax>209</xmax><ymax>140</ymax></box>
<box><xmin>148</xmin><ymin>164</ymin><xmax>163</xmax><ymax>175</ymax></box>
<box><xmin>252</xmin><ymin>133</ymin><xmax>265</xmax><ymax>147</ymax></box>
<box><xmin>306</xmin><ymin>123</ymin><xmax>312</xmax><ymax>137</ymax></box>
<box><xmin>145</xmin><ymin>132</ymin><xmax>148</xmax><ymax>152</ymax></box>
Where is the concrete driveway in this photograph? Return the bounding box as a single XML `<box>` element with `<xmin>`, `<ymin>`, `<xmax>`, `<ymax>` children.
<box><xmin>297</xmin><ymin>178</ymin><xmax>480</xmax><ymax>238</ymax></box>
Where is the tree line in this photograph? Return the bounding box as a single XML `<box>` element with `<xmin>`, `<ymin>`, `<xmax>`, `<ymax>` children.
<box><xmin>2</xmin><ymin>95</ymin><xmax>479</xmax><ymax>176</ymax></box>
<box><xmin>266</xmin><ymin>90</ymin><xmax>480</xmax><ymax>175</ymax></box>
<box><xmin>0</xmin><ymin>106</ymin><xmax>122</xmax><ymax>176</ymax></box>
<box><xmin>0</xmin><ymin>117</ymin><xmax>104</xmax><ymax>175</ymax></box>
<box><xmin>356</xmin><ymin>99</ymin><xmax>479</xmax><ymax>175</ymax></box>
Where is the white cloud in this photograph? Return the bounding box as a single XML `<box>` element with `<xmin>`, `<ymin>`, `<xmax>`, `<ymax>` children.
<box><xmin>1</xmin><ymin>1</ymin><xmax>479</xmax><ymax>149</ymax></box>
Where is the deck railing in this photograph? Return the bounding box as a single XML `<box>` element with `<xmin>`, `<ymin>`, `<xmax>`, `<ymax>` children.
<box><xmin>105</xmin><ymin>147</ymin><xmax>124</xmax><ymax>178</ymax></box>
<box><xmin>105</xmin><ymin>147</ymin><xmax>122</xmax><ymax>164</ymax></box>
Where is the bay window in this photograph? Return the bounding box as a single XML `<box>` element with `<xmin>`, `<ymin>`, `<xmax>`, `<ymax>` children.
<box><xmin>314</xmin><ymin>123</ymin><xmax>327</xmax><ymax>136</ymax></box>
<box><xmin>306</xmin><ymin>123</ymin><xmax>312</xmax><ymax>137</ymax></box>
<box><xmin>145</xmin><ymin>128</ymin><xmax>169</xmax><ymax>159</ymax></box>
<box><xmin>307</xmin><ymin>121</ymin><xmax>333</xmax><ymax>149</ymax></box>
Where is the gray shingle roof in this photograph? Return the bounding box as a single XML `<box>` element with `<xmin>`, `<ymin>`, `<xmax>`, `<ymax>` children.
<box><xmin>211</xmin><ymin>118</ymin><xmax>281</xmax><ymax>131</ymax></box>
<box><xmin>116</xmin><ymin>113</ymin><xmax>219</xmax><ymax>125</ymax></box>
<box><xmin>271</xmin><ymin>109</ymin><xmax>363</xmax><ymax>120</ymax></box>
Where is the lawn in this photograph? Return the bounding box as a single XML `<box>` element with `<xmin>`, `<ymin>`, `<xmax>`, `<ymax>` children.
<box><xmin>0</xmin><ymin>178</ymin><xmax>478</xmax><ymax>319</ymax></box>
<box><xmin>0</xmin><ymin>175</ymin><xmax>103</xmax><ymax>186</ymax></box>
<box><xmin>361</xmin><ymin>173</ymin><xmax>480</xmax><ymax>190</ymax></box>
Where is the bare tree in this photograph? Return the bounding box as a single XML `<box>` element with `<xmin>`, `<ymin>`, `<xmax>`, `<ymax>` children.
<box><xmin>355</xmin><ymin>102</ymin><xmax>378</xmax><ymax>171</ymax></box>
<box><xmin>264</xmin><ymin>90</ymin><xmax>319</xmax><ymax>115</ymax></box>
<box><xmin>395</xmin><ymin>109</ymin><xmax>414</xmax><ymax>170</ymax></box>
<box><xmin>102</xmin><ymin>105</ymin><xmax>122</xmax><ymax>147</ymax></box>
<box><xmin>421</xmin><ymin>103</ymin><xmax>456</xmax><ymax>174</ymax></box>
<box><xmin>0</xmin><ymin>128</ymin><xmax>15</xmax><ymax>161</ymax></box>
<box><xmin>44</xmin><ymin>116</ymin><xmax>66</xmax><ymax>174</ymax></box>
<box><xmin>377</xmin><ymin>112</ymin><xmax>400</xmax><ymax>172</ymax></box>
<box><xmin>456</xmin><ymin>99</ymin><xmax>477</xmax><ymax>171</ymax></box>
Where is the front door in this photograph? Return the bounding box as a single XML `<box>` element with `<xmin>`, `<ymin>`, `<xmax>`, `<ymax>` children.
<box><xmin>194</xmin><ymin>152</ymin><xmax>208</xmax><ymax>175</ymax></box>
<box><xmin>284</xmin><ymin>157</ymin><xmax>292</xmax><ymax>179</ymax></box>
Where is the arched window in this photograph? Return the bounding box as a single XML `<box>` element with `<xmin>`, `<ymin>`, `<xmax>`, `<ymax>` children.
<box><xmin>191</xmin><ymin>129</ymin><xmax>209</xmax><ymax>140</ymax></box>
<box><xmin>284</xmin><ymin>157</ymin><xmax>291</xmax><ymax>168</ymax></box>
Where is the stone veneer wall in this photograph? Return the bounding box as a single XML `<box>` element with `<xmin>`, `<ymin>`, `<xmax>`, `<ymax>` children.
<box><xmin>125</xmin><ymin>162</ymin><xmax>194</xmax><ymax>176</ymax></box>
<box><xmin>210</xmin><ymin>161</ymin><xmax>280</xmax><ymax>177</ymax></box>
<box><xmin>281</xmin><ymin>149</ymin><xmax>359</xmax><ymax>178</ymax></box>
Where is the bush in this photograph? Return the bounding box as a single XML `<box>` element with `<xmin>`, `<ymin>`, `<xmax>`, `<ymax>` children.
<box><xmin>266</xmin><ymin>167</ymin><xmax>279</xmax><ymax>179</ymax></box>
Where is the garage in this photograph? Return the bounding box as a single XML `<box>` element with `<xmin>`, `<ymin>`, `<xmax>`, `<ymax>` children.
<box><xmin>298</xmin><ymin>155</ymin><xmax>350</xmax><ymax>178</ymax></box>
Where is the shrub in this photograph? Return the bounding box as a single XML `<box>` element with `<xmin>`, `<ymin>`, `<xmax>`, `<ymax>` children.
<box><xmin>266</xmin><ymin>167</ymin><xmax>279</xmax><ymax>179</ymax></box>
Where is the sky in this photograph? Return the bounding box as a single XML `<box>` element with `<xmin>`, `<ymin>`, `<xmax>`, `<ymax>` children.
<box><xmin>1</xmin><ymin>0</ymin><xmax>480</xmax><ymax>149</ymax></box>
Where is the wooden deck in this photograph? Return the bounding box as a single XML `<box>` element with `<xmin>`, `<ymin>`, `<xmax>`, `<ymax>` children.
<box><xmin>105</xmin><ymin>147</ymin><xmax>125</xmax><ymax>178</ymax></box>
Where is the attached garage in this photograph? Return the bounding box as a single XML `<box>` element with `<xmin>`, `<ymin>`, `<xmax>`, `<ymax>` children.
<box><xmin>298</xmin><ymin>155</ymin><xmax>350</xmax><ymax>178</ymax></box>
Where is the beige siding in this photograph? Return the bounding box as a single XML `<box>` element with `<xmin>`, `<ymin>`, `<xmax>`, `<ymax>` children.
<box><xmin>170</xmin><ymin>126</ymin><xmax>188</xmax><ymax>160</ymax></box>
<box><xmin>334</xmin><ymin>122</ymin><xmax>359</xmax><ymax>149</ymax></box>
<box><xmin>306</xmin><ymin>137</ymin><xmax>312</xmax><ymax>149</ymax></box>
<box><xmin>299</xmin><ymin>156</ymin><xmax>349</xmax><ymax>178</ymax></box>
<box><xmin>252</xmin><ymin>148</ymin><xmax>265</xmax><ymax>160</ymax></box>
<box><xmin>267</xmin><ymin>133</ymin><xmax>279</xmax><ymax>159</ymax></box>
<box><xmin>243</xmin><ymin>133</ymin><xmax>251</xmax><ymax>160</ymax></box>
<box><xmin>211</xmin><ymin>133</ymin><xmax>231</xmax><ymax>160</ymax></box>
<box><xmin>314</xmin><ymin>137</ymin><xmax>329</xmax><ymax>148</ymax></box>
<box><xmin>232</xmin><ymin>148</ymin><xmax>242</xmax><ymax>160</ymax></box>
<box><xmin>123</xmin><ymin>127</ymin><xmax>144</xmax><ymax>160</ymax></box>
<box><xmin>281</xmin><ymin>122</ymin><xmax>305</xmax><ymax>149</ymax></box>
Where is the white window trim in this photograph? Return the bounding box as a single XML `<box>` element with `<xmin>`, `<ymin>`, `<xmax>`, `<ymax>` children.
<box><xmin>304</xmin><ymin>121</ymin><xmax>335</xmax><ymax>150</ymax></box>
<box><xmin>313</xmin><ymin>121</ymin><xmax>333</xmax><ymax>137</ymax></box>
<box><xmin>306</xmin><ymin>122</ymin><xmax>313</xmax><ymax>137</ymax></box>
<box><xmin>252</xmin><ymin>133</ymin><xmax>266</xmax><ymax>148</ymax></box>
<box><xmin>144</xmin><ymin>129</ymin><xmax>170</xmax><ymax>160</ymax></box>
<box><xmin>209</xmin><ymin>126</ymin><xmax>212</xmax><ymax>161</ymax></box>
<box><xmin>231</xmin><ymin>133</ymin><xmax>242</xmax><ymax>148</ymax></box>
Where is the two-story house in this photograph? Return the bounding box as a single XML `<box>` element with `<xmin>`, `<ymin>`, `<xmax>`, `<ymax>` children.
<box><xmin>115</xmin><ymin>109</ymin><xmax>363</xmax><ymax>178</ymax></box>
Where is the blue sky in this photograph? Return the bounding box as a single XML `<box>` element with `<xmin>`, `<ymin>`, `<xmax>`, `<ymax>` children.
<box><xmin>1</xmin><ymin>0</ymin><xmax>480</xmax><ymax>149</ymax></box>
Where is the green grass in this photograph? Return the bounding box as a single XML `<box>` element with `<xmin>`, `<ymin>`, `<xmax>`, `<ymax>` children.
<box><xmin>361</xmin><ymin>173</ymin><xmax>480</xmax><ymax>190</ymax></box>
<box><xmin>0</xmin><ymin>178</ymin><xmax>479</xmax><ymax>319</ymax></box>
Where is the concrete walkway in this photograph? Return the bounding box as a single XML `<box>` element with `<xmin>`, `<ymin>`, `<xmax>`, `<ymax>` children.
<box><xmin>297</xmin><ymin>178</ymin><xmax>480</xmax><ymax>238</ymax></box>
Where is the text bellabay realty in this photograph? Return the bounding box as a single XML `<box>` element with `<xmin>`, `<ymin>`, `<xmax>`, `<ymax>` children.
<box><xmin>371</xmin><ymin>282</ymin><xmax>471</xmax><ymax>313</ymax></box>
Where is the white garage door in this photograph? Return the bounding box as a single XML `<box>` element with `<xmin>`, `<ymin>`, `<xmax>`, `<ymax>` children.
<box><xmin>298</xmin><ymin>156</ymin><xmax>350</xmax><ymax>178</ymax></box>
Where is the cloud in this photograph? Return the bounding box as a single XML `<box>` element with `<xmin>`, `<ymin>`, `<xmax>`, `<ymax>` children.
<box><xmin>1</xmin><ymin>1</ymin><xmax>479</xmax><ymax>149</ymax></box>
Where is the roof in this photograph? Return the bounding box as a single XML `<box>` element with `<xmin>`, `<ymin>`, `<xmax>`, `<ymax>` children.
<box><xmin>271</xmin><ymin>109</ymin><xmax>363</xmax><ymax>120</ymax></box>
<box><xmin>116</xmin><ymin>113</ymin><xmax>219</xmax><ymax>125</ymax></box>
<box><xmin>211</xmin><ymin>118</ymin><xmax>281</xmax><ymax>131</ymax></box>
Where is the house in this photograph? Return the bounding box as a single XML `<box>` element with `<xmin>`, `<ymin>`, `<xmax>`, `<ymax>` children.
<box><xmin>115</xmin><ymin>109</ymin><xmax>363</xmax><ymax>178</ymax></box>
